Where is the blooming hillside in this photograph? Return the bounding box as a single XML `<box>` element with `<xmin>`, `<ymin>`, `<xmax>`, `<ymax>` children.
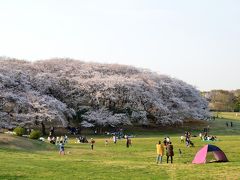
<box><xmin>0</xmin><ymin>57</ymin><xmax>209</xmax><ymax>129</ymax></box>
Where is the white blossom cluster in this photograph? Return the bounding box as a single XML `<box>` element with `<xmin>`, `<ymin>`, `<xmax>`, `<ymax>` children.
<box><xmin>0</xmin><ymin>57</ymin><xmax>209</xmax><ymax>128</ymax></box>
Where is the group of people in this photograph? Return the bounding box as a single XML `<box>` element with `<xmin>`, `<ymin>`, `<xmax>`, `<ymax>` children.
<box><xmin>156</xmin><ymin>137</ymin><xmax>174</xmax><ymax>164</ymax></box>
<box><xmin>91</xmin><ymin>134</ymin><xmax>133</xmax><ymax>150</ymax></box>
<box><xmin>76</xmin><ymin>136</ymin><xmax>88</xmax><ymax>143</ymax></box>
<box><xmin>180</xmin><ymin>132</ymin><xmax>194</xmax><ymax>147</ymax></box>
<box><xmin>200</xmin><ymin>132</ymin><xmax>218</xmax><ymax>141</ymax></box>
<box><xmin>226</xmin><ymin>121</ymin><xmax>233</xmax><ymax>127</ymax></box>
<box><xmin>48</xmin><ymin>135</ymin><xmax>68</xmax><ymax>145</ymax></box>
<box><xmin>112</xmin><ymin>134</ymin><xmax>132</xmax><ymax>148</ymax></box>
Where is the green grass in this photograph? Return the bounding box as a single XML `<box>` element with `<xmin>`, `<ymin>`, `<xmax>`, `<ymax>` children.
<box><xmin>1</xmin><ymin>117</ymin><xmax>240</xmax><ymax>180</ymax></box>
<box><xmin>213</xmin><ymin>112</ymin><xmax>240</xmax><ymax>121</ymax></box>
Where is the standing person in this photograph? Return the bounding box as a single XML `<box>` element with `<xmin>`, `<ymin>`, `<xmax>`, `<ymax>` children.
<box><xmin>166</xmin><ymin>142</ymin><xmax>174</xmax><ymax>163</ymax></box>
<box><xmin>178</xmin><ymin>148</ymin><xmax>182</xmax><ymax>157</ymax></box>
<box><xmin>113</xmin><ymin>135</ymin><xmax>117</xmax><ymax>144</ymax></box>
<box><xmin>166</xmin><ymin>136</ymin><xmax>170</xmax><ymax>145</ymax></box>
<box><xmin>64</xmin><ymin>135</ymin><xmax>68</xmax><ymax>144</ymax></box>
<box><xmin>90</xmin><ymin>138</ymin><xmax>95</xmax><ymax>150</ymax></box>
<box><xmin>126</xmin><ymin>137</ymin><xmax>130</xmax><ymax>148</ymax></box>
<box><xmin>59</xmin><ymin>141</ymin><xmax>65</xmax><ymax>155</ymax></box>
<box><xmin>50</xmin><ymin>126</ymin><xmax>55</xmax><ymax>136</ymax></box>
<box><xmin>226</xmin><ymin>122</ymin><xmax>228</xmax><ymax>127</ymax></box>
<box><xmin>163</xmin><ymin>138</ymin><xmax>167</xmax><ymax>148</ymax></box>
<box><xmin>230</xmin><ymin>122</ymin><xmax>233</xmax><ymax>127</ymax></box>
<box><xmin>186</xmin><ymin>137</ymin><xmax>190</xmax><ymax>147</ymax></box>
<box><xmin>156</xmin><ymin>141</ymin><xmax>164</xmax><ymax>164</ymax></box>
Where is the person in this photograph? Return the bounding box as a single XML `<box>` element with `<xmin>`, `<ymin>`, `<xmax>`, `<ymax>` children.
<box><xmin>126</xmin><ymin>137</ymin><xmax>130</xmax><ymax>148</ymax></box>
<box><xmin>189</xmin><ymin>140</ymin><xmax>194</xmax><ymax>147</ymax></box>
<box><xmin>166</xmin><ymin>142</ymin><xmax>174</xmax><ymax>163</ymax></box>
<box><xmin>199</xmin><ymin>133</ymin><xmax>202</xmax><ymax>140</ymax></box>
<box><xmin>60</xmin><ymin>136</ymin><xmax>64</xmax><ymax>143</ymax></box>
<box><xmin>59</xmin><ymin>141</ymin><xmax>65</xmax><ymax>155</ymax></box>
<box><xmin>156</xmin><ymin>141</ymin><xmax>164</xmax><ymax>164</ymax></box>
<box><xmin>27</xmin><ymin>128</ymin><xmax>30</xmax><ymax>135</ymax></box>
<box><xmin>50</xmin><ymin>137</ymin><xmax>56</xmax><ymax>144</ymax></box>
<box><xmin>50</xmin><ymin>126</ymin><xmax>55</xmax><ymax>136</ymax></box>
<box><xmin>90</xmin><ymin>138</ymin><xmax>95</xmax><ymax>150</ymax></box>
<box><xmin>179</xmin><ymin>148</ymin><xmax>182</xmax><ymax>157</ymax></box>
<box><xmin>226</xmin><ymin>122</ymin><xmax>228</xmax><ymax>127</ymax></box>
<box><xmin>186</xmin><ymin>137</ymin><xmax>190</xmax><ymax>147</ymax></box>
<box><xmin>56</xmin><ymin>136</ymin><xmax>60</xmax><ymax>145</ymax></box>
<box><xmin>230</xmin><ymin>122</ymin><xmax>233</xmax><ymax>127</ymax></box>
<box><xmin>105</xmin><ymin>139</ymin><xmax>108</xmax><ymax>146</ymax></box>
<box><xmin>113</xmin><ymin>135</ymin><xmax>117</xmax><ymax>144</ymax></box>
<box><xmin>163</xmin><ymin>138</ymin><xmax>167</xmax><ymax>147</ymax></box>
<box><xmin>64</xmin><ymin>135</ymin><xmax>68</xmax><ymax>144</ymax></box>
<box><xmin>180</xmin><ymin>136</ymin><xmax>184</xmax><ymax>143</ymax></box>
<box><xmin>166</xmin><ymin>136</ymin><xmax>170</xmax><ymax>144</ymax></box>
<box><xmin>203</xmin><ymin>132</ymin><xmax>208</xmax><ymax>140</ymax></box>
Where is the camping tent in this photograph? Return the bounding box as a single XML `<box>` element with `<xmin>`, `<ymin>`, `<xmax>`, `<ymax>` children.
<box><xmin>192</xmin><ymin>144</ymin><xmax>228</xmax><ymax>164</ymax></box>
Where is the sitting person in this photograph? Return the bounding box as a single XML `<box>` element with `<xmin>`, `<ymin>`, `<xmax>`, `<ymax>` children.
<box><xmin>209</xmin><ymin>136</ymin><xmax>217</xmax><ymax>141</ymax></box>
<box><xmin>56</xmin><ymin>136</ymin><xmax>60</xmax><ymax>144</ymax></box>
<box><xmin>189</xmin><ymin>140</ymin><xmax>194</xmax><ymax>147</ymax></box>
<box><xmin>50</xmin><ymin>137</ymin><xmax>56</xmax><ymax>144</ymax></box>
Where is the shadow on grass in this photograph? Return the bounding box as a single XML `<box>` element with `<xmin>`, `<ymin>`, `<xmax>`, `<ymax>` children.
<box><xmin>0</xmin><ymin>175</ymin><xmax>26</xmax><ymax>180</ymax></box>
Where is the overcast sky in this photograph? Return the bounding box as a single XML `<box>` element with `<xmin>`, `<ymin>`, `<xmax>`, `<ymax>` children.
<box><xmin>0</xmin><ymin>0</ymin><xmax>239</xmax><ymax>91</ymax></box>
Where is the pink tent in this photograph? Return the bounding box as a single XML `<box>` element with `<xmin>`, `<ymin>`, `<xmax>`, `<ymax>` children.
<box><xmin>192</xmin><ymin>144</ymin><xmax>228</xmax><ymax>164</ymax></box>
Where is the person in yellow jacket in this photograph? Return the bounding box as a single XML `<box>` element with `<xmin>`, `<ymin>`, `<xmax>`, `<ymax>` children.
<box><xmin>156</xmin><ymin>141</ymin><xmax>164</xmax><ymax>164</ymax></box>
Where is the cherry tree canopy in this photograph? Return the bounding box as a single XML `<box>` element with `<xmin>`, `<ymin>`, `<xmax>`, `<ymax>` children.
<box><xmin>0</xmin><ymin>57</ymin><xmax>209</xmax><ymax>129</ymax></box>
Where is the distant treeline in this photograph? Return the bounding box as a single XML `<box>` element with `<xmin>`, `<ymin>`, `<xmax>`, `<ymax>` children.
<box><xmin>202</xmin><ymin>90</ymin><xmax>240</xmax><ymax>112</ymax></box>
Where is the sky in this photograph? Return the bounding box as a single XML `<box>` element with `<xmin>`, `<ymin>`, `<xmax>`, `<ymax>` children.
<box><xmin>0</xmin><ymin>0</ymin><xmax>239</xmax><ymax>91</ymax></box>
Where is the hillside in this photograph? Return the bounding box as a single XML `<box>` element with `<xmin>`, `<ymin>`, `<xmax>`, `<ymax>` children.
<box><xmin>0</xmin><ymin>57</ymin><xmax>209</xmax><ymax>129</ymax></box>
<box><xmin>0</xmin><ymin>134</ymin><xmax>55</xmax><ymax>151</ymax></box>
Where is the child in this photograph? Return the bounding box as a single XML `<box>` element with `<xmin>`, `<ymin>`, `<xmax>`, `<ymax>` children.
<box><xmin>179</xmin><ymin>148</ymin><xmax>182</xmax><ymax>157</ymax></box>
<box><xmin>59</xmin><ymin>141</ymin><xmax>65</xmax><ymax>155</ymax></box>
<box><xmin>180</xmin><ymin>136</ymin><xmax>184</xmax><ymax>143</ymax></box>
<box><xmin>105</xmin><ymin>139</ymin><xmax>108</xmax><ymax>146</ymax></box>
<box><xmin>90</xmin><ymin>138</ymin><xmax>95</xmax><ymax>150</ymax></box>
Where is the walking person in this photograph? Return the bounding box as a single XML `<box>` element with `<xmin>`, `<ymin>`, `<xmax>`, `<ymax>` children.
<box><xmin>166</xmin><ymin>142</ymin><xmax>174</xmax><ymax>163</ymax></box>
<box><xmin>156</xmin><ymin>141</ymin><xmax>164</xmax><ymax>164</ymax></box>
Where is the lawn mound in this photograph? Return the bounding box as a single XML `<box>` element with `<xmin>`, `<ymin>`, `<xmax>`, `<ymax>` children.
<box><xmin>0</xmin><ymin>134</ymin><xmax>55</xmax><ymax>151</ymax></box>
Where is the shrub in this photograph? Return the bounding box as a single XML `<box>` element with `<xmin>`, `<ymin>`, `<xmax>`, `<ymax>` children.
<box><xmin>29</xmin><ymin>130</ymin><xmax>41</xmax><ymax>139</ymax></box>
<box><xmin>13</xmin><ymin>127</ymin><xmax>25</xmax><ymax>136</ymax></box>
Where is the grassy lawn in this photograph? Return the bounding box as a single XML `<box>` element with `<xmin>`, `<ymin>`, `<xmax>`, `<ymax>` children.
<box><xmin>213</xmin><ymin>112</ymin><xmax>240</xmax><ymax>121</ymax></box>
<box><xmin>0</xmin><ymin>117</ymin><xmax>240</xmax><ymax>180</ymax></box>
